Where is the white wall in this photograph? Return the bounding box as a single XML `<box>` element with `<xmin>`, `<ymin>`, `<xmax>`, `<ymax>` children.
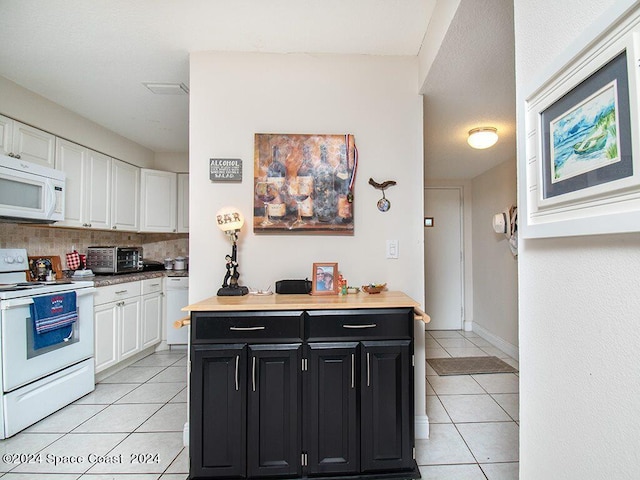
<box><xmin>189</xmin><ymin>52</ymin><xmax>424</xmax><ymax>303</ymax></box>
<box><xmin>515</xmin><ymin>1</ymin><xmax>640</xmax><ymax>478</ymax></box>
<box><xmin>471</xmin><ymin>159</ymin><xmax>518</xmax><ymax>354</ymax></box>
<box><xmin>188</xmin><ymin>51</ymin><xmax>427</xmax><ymax>428</ymax></box>
<box><xmin>417</xmin><ymin>0</ymin><xmax>461</xmax><ymax>92</ymax></box>
<box><xmin>0</xmin><ymin>76</ymin><xmax>154</xmax><ymax>167</ymax></box>
<box><xmin>154</xmin><ymin>152</ymin><xmax>189</xmax><ymax>172</ymax></box>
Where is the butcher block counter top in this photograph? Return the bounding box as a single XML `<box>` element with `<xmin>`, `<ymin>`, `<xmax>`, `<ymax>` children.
<box><xmin>183</xmin><ymin>290</ymin><xmax>430</xmax><ymax>323</ymax></box>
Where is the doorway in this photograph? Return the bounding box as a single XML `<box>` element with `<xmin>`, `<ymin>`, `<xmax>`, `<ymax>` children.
<box><xmin>424</xmin><ymin>187</ymin><xmax>464</xmax><ymax>330</ymax></box>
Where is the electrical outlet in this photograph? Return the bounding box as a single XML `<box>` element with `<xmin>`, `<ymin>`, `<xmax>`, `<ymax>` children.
<box><xmin>386</xmin><ymin>240</ymin><xmax>399</xmax><ymax>259</ymax></box>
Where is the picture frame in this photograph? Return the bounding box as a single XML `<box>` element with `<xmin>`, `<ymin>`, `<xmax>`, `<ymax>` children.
<box><xmin>311</xmin><ymin>262</ymin><xmax>339</xmax><ymax>295</ymax></box>
<box><xmin>520</xmin><ymin>12</ymin><xmax>640</xmax><ymax>238</ymax></box>
<box><xmin>253</xmin><ymin>133</ymin><xmax>357</xmax><ymax>235</ymax></box>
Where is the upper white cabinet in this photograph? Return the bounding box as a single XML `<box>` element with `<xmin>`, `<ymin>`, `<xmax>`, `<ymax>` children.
<box><xmin>0</xmin><ymin>114</ymin><xmax>55</xmax><ymax>167</ymax></box>
<box><xmin>112</xmin><ymin>159</ymin><xmax>140</xmax><ymax>232</ymax></box>
<box><xmin>177</xmin><ymin>173</ymin><xmax>189</xmax><ymax>233</ymax></box>
<box><xmin>139</xmin><ymin>168</ymin><xmax>177</xmax><ymax>233</ymax></box>
<box><xmin>55</xmin><ymin>138</ymin><xmax>111</xmax><ymax>230</ymax></box>
<box><xmin>0</xmin><ymin>115</ymin><xmax>13</xmax><ymax>155</ymax></box>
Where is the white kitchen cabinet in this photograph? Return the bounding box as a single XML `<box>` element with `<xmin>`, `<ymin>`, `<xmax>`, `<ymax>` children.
<box><xmin>0</xmin><ymin>114</ymin><xmax>55</xmax><ymax>167</ymax></box>
<box><xmin>111</xmin><ymin>159</ymin><xmax>140</xmax><ymax>232</ymax></box>
<box><xmin>94</xmin><ymin>303</ymin><xmax>119</xmax><ymax>372</ymax></box>
<box><xmin>0</xmin><ymin>115</ymin><xmax>13</xmax><ymax>155</ymax></box>
<box><xmin>141</xmin><ymin>278</ymin><xmax>163</xmax><ymax>349</ymax></box>
<box><xmin>55</xmin><ymin>138</ymin><xmax>111</xmax><ymax>229</ymax></box>
<box><xmin>140</xmin><ymin>168</ymin><xmax>177</xmax><ymax>233</ymax></box>
<box><xmin>93</xmin><ymin>282</ymin><xmax>144</xmax><ymax>374</ymax></box>
<box><xmin>119</xmin><ymin>297</ymin><xmax>142</xmax><ymax>361</ymax></box>
<box><xmin>177</xmin><ymin>173</ymin><xmax>189</xmax><ymax>233</ymax></box>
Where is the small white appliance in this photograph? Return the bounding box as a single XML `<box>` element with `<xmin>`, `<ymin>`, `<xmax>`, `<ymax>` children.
<box><xmin>0</xmin><ymin>248</ymin><xmax>95</xmax><ymax>438</ymax></box>
<box><xmin>165</xmin><ymin>276</ymin><xmax>189</xmax><ymax>345</ymax></box>
<box><xmin>0</xmin><ymin>154</ymin><xmax>65</xmax><ymax>224</ymax></box>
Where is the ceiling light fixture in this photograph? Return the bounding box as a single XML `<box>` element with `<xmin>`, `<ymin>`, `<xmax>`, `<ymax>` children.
<box><xmin>142</xmin><ymin>82</ymin><xmax>189</xmax><ymax>95</ymax></box>
<box><xmin>467</xmin><ymin>127</ymin><xmax>498</xmax><ymax>149</ymax></box>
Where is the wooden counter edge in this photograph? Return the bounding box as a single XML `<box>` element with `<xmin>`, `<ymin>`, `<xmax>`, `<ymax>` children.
<box><xmin>182</xmin><ymin>291</ymin><xmax>430</xmax><ymax>324</ymax></box>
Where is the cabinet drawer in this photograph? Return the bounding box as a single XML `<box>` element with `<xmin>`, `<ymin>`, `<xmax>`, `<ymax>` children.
<box><xmin>94</xmin><ymin>281</ymin><xmax>141</xmax><ymax>306</ymax></box>
<box><xmin>305</xmin><ymin>308</ymin><xmax>413</xmax><ymax>341</ymax></box>
<box><xmin>192</xmin><ymin>311</ymin><xmax>303</xmax><ymax>344</ymax></box>
<box><xmin>141</xmin><ymin>277</ymin><xmax>163</xmax><ymax>295</ymax></box>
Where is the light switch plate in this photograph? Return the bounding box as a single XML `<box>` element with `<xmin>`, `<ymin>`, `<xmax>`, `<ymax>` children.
<box><xmin>386</xmin><ymin>240</ymin><xmax>399</xmax><ymax>259</ymax></box>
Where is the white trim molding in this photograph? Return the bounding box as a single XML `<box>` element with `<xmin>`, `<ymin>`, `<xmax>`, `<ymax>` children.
<box><xmin>472</xmin><ymin>323</ymin><xmax>519</xmax><ymax>361</ymax></box>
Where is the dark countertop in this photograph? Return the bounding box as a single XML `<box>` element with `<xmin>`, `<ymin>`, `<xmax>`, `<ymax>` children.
<box><xmin>93</xmin><ymin>270</ymin><xmax>188</xmax><ymax>287</ymax></box>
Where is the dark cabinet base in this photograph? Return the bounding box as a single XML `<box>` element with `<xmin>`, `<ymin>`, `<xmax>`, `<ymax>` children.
<box><xmin>190</xmin><ymin>308</ymin><xmax>419</xmax><ymax>480</ymax></box>
<box><xmin>188</xmin><ymin>462</ymin><xmax>422</xmax><ymax>480</ymax></box>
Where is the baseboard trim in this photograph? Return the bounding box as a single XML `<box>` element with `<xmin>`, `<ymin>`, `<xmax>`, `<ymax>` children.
<box><xmin>415</xmin><ymin>415</ymin><xmax>429</xmax><ymax>439</ymax></box>
<box><xmin>472</xmin><ymin>323</ymin><xmax>519</xmax><ymax>360</ymax></box>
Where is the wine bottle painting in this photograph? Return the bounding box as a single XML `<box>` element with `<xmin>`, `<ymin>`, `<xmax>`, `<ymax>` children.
<box><xmin>254</xmin><ymin>133</ymin><xmax>357</xmax><ymax>234</ymax></box>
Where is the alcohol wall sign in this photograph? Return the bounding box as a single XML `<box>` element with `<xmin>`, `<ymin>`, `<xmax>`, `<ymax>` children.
<box><xmin>210</xmin><ymin>158</ymin><xmax>242</xmax><ymax>182</ymax></box>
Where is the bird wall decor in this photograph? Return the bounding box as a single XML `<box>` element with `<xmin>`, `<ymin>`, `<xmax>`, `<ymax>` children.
<box><xmin>368</xmin><ymin>178</ymin><xmax>397</xmax><ymax>212</ymax></box>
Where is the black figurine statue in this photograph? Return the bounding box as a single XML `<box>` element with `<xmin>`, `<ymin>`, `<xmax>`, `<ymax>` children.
<box><xmin>217</xmin><ymin>232</ymin><xmax>248</xmax><ymax>296</ymax></box>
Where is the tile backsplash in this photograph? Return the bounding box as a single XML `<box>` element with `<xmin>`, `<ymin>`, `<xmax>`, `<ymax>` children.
<box><xmin>0</xmin><ymin>223</ymin><xmax>188</xmax><ymax>270</ymax></box>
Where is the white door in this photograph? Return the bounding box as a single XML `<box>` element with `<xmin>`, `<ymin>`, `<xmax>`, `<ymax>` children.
<box><xmin>424</xmin><ymin>187</ymin><xmax>464</xmax><ymax>330</ymax></box>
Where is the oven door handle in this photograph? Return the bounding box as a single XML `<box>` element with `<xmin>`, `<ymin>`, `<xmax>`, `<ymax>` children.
<box><xmin>0</xmin><ymin>297</ymin><xmax>34</xmax><ymax>309</ymax></box>
<box><xmin>0</xmin><ymin>287</ymin><xmax>96</xmax><ymax>310</ymax></box>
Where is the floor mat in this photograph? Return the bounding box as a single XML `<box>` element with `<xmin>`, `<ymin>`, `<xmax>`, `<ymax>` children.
<box><xmin>427</xmin><ymin>356</ymin><xmax>517</xmax><ymax>376</ymax></box>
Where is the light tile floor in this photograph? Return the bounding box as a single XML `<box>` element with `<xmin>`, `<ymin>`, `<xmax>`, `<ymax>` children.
<box><xmin>0</xmin><ymin>330</ymin><xmax>519</xmax><ymax>479</ymax></box>
<box><xmin>420</xmin><ymin>329</ymin><xmax>519</xmax><ymax>480</ymax></box>
<box><xmin>0</xmin><ymin>349</ymin><xmax>189</xmax><ymax>480</ymax></box>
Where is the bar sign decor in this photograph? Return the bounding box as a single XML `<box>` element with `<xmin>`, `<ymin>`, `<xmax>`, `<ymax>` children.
<box><xmin>210</xmin><ymin>158</ymin><xmax>242</xmax><ymax>182</ymax></box>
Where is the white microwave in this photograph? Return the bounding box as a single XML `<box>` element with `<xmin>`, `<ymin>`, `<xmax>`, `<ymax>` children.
<box><xmin>0</xmin><ymin>154</ymin><xmax>65</xmax><ymax>223</ymax></box>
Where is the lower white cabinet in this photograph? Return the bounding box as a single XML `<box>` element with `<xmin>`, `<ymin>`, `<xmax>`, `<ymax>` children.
<box><xmin>94</xmin><ymin>279</ymin><xmax>162</xmax><ymax>374</ymax></box>
<box><xmin>119</xmin><ymin>296</ymin><xmax>142</xmax><ymax>361</ymax></box>
<box><xmin>141</xmin><ymin>278</ymin><xmax>163</xmax><ymax>349</ymax></box>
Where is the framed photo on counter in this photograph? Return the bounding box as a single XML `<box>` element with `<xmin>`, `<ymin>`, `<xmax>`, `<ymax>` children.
<box><xmin>311</xmin><ymin>262</ymin><xmax>339</xmax><ymax>295</ymax></box>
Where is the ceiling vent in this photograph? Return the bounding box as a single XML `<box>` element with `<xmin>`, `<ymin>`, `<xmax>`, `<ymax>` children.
<box><xmin>143</xmin><ymin>82</ymin><xmax>189</xmax><ymax>95</ymax></box>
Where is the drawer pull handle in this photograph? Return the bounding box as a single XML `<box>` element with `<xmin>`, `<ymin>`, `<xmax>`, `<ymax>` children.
<box><xmin>230</xmin><ymin>326</ymin><xmax>266</xmax><ymax>331</ymax></box>
<box><xmin>115</xmin><ymin>290</ymin><xmax>128</xmax><ymax>295</ymax></box>
<box><xmin>235</xmin><ymin>355</ymin><xmax>239</xmax><ymax>391</ymax></box>
<box><xmin>343</xmin><ymin>324</ymin><xmax>377</xmax><ymax>329</ymax></box>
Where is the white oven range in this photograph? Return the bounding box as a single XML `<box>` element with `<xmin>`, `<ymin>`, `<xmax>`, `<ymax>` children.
<box><xmin>0</xmin><ymin>248</ymin><xmax>95</xmax><ymax>438</ymax></box>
